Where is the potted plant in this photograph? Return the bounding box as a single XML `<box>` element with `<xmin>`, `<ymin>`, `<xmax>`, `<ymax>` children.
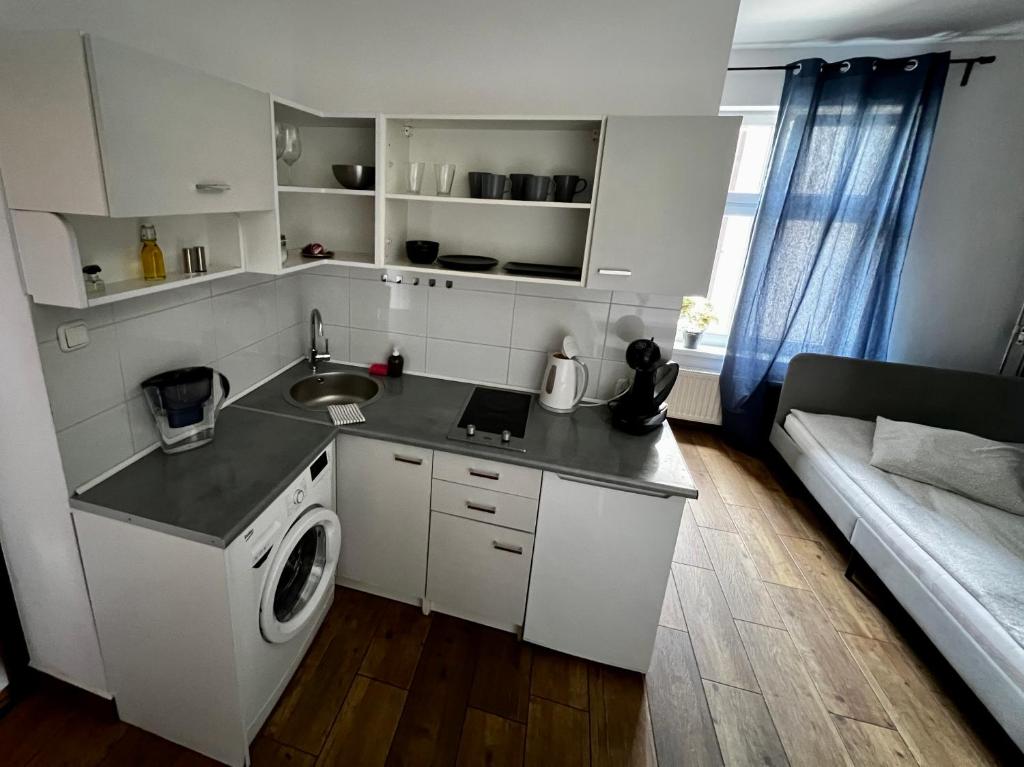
<box><xmin>680</xmin><ymin>296</ymin><xmax>716</xmax><ymax>349</ymax></box>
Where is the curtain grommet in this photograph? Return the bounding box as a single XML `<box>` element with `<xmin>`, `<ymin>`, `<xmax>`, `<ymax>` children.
<box><xmin>904</xmin><ymin>58</ymin><xmax>919</xmax><ymax>72</ymax></box>
<box><xmin>839</xmin><ymin>61</ymin><xmax>852</xmax><ymax>74</ymax></box>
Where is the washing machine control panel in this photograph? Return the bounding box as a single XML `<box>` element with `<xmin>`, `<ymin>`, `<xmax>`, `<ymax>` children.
<box><xmin>286</xmin><ymin>477</ymin><xmax>309</xmax><ymax>519</ymax></box>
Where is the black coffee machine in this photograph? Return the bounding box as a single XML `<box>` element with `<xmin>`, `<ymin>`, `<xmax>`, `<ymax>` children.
<box><xmin>609</xmin><ymin>338</ymin><xmax>680</xmax><ymax>434</ymax></box>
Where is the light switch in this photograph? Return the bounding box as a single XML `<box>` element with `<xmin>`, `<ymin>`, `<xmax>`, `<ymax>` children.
<box><xmin>57</xmin><ymin>321</ymin><xmax>90</xmax><ymax>352</ymax></box>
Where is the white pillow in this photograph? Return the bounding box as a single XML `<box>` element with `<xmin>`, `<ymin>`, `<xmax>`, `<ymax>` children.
<box><xmin>870</xmin><ymin>417</ymin><xmax>1024</xmax><ymax>516</ymax></box>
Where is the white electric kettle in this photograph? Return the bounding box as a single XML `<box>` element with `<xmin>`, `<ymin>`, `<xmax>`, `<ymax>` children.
<box><xmin>538</xmin><ymin>336</ymin><xmax>589</xmax><ymax>413</ymax></box>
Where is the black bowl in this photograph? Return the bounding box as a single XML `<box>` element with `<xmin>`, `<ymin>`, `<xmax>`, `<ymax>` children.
<box><xmin>406</xmin><ymin>240</ymin><xmax>440</xmax><ymax>264</ymax></box>
<box><xmin>332</xmin><ymin>164</ymin><xmax>375</xmax><ymax>190</ymax></box>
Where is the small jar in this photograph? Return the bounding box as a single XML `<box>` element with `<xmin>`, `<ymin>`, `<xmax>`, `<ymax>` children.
<box><xmin>280</xmin><ymin>234</ymin><xmax>288</xmax><ymax>266</ymax></box>
<box><xmin>82</xmin><ymin>264</ymin><xmax>105</xmax><ymax>296</ymax></box>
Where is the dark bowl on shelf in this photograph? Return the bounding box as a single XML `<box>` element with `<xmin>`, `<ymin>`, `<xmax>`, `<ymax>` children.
<box><xmin>406</xmin><ymin>240</ymin><xmax>440</xmax><ymax>264</ymax></box>
<box><xmin>332</xmin><ymin>164</ymin><xmax>375</xmax><ymax>190</ymax></box>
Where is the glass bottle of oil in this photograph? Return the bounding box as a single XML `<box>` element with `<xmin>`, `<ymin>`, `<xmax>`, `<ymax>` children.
<box><xmin>139</xmin><ymin>223</ymin><xmax>166</xmax><ymax>281</ymax></box>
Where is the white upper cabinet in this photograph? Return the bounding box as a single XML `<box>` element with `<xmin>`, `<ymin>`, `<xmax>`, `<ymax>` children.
<box><xmin>0</xmin><ymin>31</ymin><xmax>273</xmax><ymax>218</ymax></box>
<box><xmin>86</xmin><ymin>36</ymin><xmax>274</xmax><ymax>217</ymax></box>
<box><xmin>586</xmin><ymin>115</ymin><xmax>740</xmax><ymax>295</ymax></box>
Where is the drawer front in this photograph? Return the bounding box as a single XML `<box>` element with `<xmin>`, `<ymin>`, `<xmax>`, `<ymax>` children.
<box><xmin>430</xmin><ymin>479</ymin><xmax>538</xmax><ymax>533</ymax></box>
<box><xmin>433</xmin><ymin>451</ymin><xmax>541</xmax><ymax>499</ymax></box>
<box><xmin>427</xmin><ymin>512</ymin><xmax>534</xmax><ymax>630</ymax></box>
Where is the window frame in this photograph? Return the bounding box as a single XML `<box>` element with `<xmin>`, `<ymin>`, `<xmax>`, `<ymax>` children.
<box><xmin>676</xmin><ymin>108</ymin><xmax>777</xmax><ymax>359</ymax></box>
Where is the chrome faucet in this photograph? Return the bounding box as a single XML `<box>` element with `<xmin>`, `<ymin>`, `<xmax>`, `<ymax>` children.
<box><xmin>308</xmin><ymin>308</ymin><xmax>331</xmax><ymax>371</ymax></box>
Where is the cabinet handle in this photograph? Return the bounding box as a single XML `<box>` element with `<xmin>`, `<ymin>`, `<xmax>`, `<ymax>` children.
<box><xmin>597</xmin><ymin>268</ymin><xmax>632</xmax><ymax>277</ymax></box>
<box><xmin>469</xmin><ymin>469</ymin><xmax>500</xmax><ymax>481</ymax></box>
<box><xmin>466</xmin><ymin>501</ymin><xmax>497</xmax><ymax>514</ymax></box>
<box><xmin>555</xmin><ymin>473</ymin><xmax>672</xmax><ymax>498</ymax></box>
<box><xmin>394</xmin><ymin>454</ymin><xmax>423</xmax><ymax>466</ymax></box>
<box><xmin>195</xmin><ymin>182</ymin><xmax>231</xmax><ymax>193</ymax></box>
<box><xmin>492</xmin><ymin>541</ymin><xmax>523</xmax><ymax>555</ymax></box>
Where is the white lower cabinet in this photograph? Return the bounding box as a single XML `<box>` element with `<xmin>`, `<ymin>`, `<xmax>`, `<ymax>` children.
<box><xmin>426</xmin><ymin>511</ymin><xmax>534</xmax><ymax>633</ymax></box>
<box><xmin>524</xmin><ymin>472</ymin><xmax>684</xmax><ymax>672</ymax></box>
<box><xmin>336</xmin><ymin>435</ymin><xmax>431</xmax><ymax>605</ymax></box>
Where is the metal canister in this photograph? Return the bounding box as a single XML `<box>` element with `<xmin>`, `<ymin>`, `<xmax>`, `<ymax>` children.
<box><xmin>182</xmin><ymin>246</ymin><xmax>208</xmax><ymax>274</ymax></box>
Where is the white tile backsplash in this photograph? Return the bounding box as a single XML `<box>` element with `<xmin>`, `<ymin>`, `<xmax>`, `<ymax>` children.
<box><xmin>217</xmin><ymin>335</ymin><xmax>282</xmax><ymax>395</ymax></box>
<box><xmin>32</xmin><ymin>269</ymin><xmax>679</xmax><ymax>488</ymax></box>
<box><xmin>349</xmin><ymin>281</ymin><xmax>428</xmax><ymax>335</ymax></box>
<box><xmin>299</xmin><ymin>273</ymin><xmax>349</xmax><ymax>327</ymax></box>
<box><xmin>349</xmin><ymin>328</ymin><xmax>426</xmax><ymax>371</ymax></box>
<box><xmin>427</xmin><ymin>339</ymin><xmax>509</xmax><ymax>384</ymax></box>
<box><xmin>604</xmin><ymin>304</ymin><xmax>681</xmax><ymax>361</ymax></box>
<box><xmin>427</xmin><ymin>289</ymin><xmax>515</xmax><ymax>346</ymax></box>
<box><xmin>510</xmin><ymin>295</ymin><xmax>609</xmax><ymax>358</ymax></box>
<box><xmin>507</xmin><ymin>349</ymin><xmax>602</xmax><ymax>398</ymax></box>
<box><xmin>116</xmin><ymin>299</ymin><xmax>219</xmax><ymax>398</ymax></box>
<box><xmin>37</xmin><ymin>326</ymin><xmax>125</xmax><ymax>431</ymax></box>
<box><xmin>126</xmin><ymin>394</ymin><xmax>159</xmax><ymax>453</ymax></box>
<box><xmin>30</xmin><ymin>301</ymin><xmax>115</xmax><ymax>344</ymax></box>
<box><xmin>212</xmin><ymin>281</ymin><xmax>278</xmax><ymax>356</ymax></box>
<box><xmin>56</xmin><ymin>404</ymin><xmax>133</xmax><ymax>491</ymax></box>
<box><xmin>111</xmin><ymin>283</ymin><xmax>212</xmax><ymax>323</ymax></box>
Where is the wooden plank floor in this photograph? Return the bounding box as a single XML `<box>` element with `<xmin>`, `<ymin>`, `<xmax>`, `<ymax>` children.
<box><xmin>2</xmin><ymin>425</ymin><xmax>1020</xmax><ymax>766</ymax></box>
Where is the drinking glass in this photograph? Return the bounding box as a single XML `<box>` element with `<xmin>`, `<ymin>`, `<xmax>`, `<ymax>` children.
<box><xmin>276</xmin><ymin>123</ymin><xmax>302</xmax><ymax>184</ymax></box>
<box><xmin>434</xmin><ymin>163</ymin><xmax>456</xmax><ymax>196</ymax></box>
<box><xmin>407</xmin><ymin>162</ymin><xmax>425</xmax><ymax>194</ymax></box>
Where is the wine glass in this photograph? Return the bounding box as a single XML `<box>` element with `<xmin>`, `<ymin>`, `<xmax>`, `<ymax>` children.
<box><xmin>275</xmin><ymin>123</ymin><xmax>301</xmax><ymax>184</ymax></box>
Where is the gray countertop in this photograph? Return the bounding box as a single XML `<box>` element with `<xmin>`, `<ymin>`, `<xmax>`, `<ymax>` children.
<box><xmin>73</xmin><ymin>362</ymin><xmax>696</xmax><ymax>548</ymax></box>
<box><xmin>72</xmin><ymin>407</ymin><xmax>335</xmax><ymax>547</ymax></box>
<box><xmin>235</xmin><ymin>362</ymin><xmax>696</xmax><ymax>499</ymax></box>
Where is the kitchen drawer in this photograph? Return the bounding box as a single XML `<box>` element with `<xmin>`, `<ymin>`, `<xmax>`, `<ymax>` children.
<box><xmin>426</xmin><ymin>511</ymin><xmax>534</xmax><ymax>632</ymax></box>
<box><xmin>433</xmin><ymin>451</ymin><xmax>541</xmax><ymax>499</ymax></box>
<box><xmin>430</xmin><ymin>479</ymin><xmax>538</xmax><ymax>533</ymax></box>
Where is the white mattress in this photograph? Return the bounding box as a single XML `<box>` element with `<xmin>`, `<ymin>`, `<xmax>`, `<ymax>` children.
<box><xmin>784</xmin><ymin>410</ymin><xmax>1024</xmax><ymax>657</ymax></box>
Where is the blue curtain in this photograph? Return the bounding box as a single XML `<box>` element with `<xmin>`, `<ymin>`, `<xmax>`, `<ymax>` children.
<box><xmin>721</xmin><ymin>53</ymin><xmax>950</xmax><ymax>448</ymax></box>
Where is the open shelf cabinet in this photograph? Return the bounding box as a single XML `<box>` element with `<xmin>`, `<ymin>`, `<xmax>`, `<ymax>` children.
<box><xmin>243</xmin><ymin>98</ymin><xmax>378</xmax><ymax>275</ymax></box>
<box><xmin>378</xmin><ymin>115</ymin><xmax>605</xmax><ymax>284</ymax></box>
<box><xmin>12</xmin><ymin>210</ymin><xmax>247</xmax><ymax>308</ymax></box>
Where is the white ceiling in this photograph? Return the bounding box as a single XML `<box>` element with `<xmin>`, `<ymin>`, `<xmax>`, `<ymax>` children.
<box><xmin>734</xmin><ymin>0</ymin><xmax>1024</xmax><ymax>46</ymax></box>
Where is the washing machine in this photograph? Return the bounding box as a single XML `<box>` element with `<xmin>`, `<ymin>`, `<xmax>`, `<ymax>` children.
<box><xmin>227</xmin><ymin>441</ymin><xmax>341</xmax><ymax>744</ymax></box>
<box><xmin>74</xmin><ymin>443</ymin><xmax>341</xmax><ymax>766</ymax></box>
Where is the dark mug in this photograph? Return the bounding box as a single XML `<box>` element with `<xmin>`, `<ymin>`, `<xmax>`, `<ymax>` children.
<box><xmin>522</xmin><ymin>175</ymin><xmax>551</xmax><ymax>202</ymax></box>
<box><xmin>480</xmin><ymin>173</ymin><xmax>511</xmax><ymax>199</ymax></box>
<box><xmin>552</xmin><ymin>174</ymin><xmax>588</xmax><ymax>203</ymax></box>
<box><xmin>468</xmin><ymin>171</ymin><xmax>484</xmax><ymax>199</ymax></box>
<box><xmin>509</xmin><ymin>173</ymin><xmax>533</xmax><ymax>201</ymax></box>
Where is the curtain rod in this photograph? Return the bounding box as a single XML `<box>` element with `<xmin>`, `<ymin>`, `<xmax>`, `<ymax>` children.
<box><xmin>728</xmin><ymin>55</ymin><xmax>995</xmax><ymax>87</ymax></box>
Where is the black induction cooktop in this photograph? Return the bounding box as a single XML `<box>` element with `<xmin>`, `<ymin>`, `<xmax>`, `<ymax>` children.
<box><xmin>447</xmin><ymin>387</ymin><xmax>532</xmax><ymax>452</ymax></box>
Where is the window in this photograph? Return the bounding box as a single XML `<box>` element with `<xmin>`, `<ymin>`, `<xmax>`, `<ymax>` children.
<box><xmin>677</xmin><ymin>110</ymin><xmax>777</xmax><ymax>352</ymax></box>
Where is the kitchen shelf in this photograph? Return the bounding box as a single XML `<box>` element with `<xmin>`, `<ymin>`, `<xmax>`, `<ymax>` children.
<box><xmin>282</xmin><ymin>250</ymin><xmax>373</xmax><ymax>272</ymax></box>
<box><xmin>277</xmin><ymin>185</ymin><xmax>375</xmax><ymax>197</ymax></box>
<box><xmin>379</xmin><ymin>256</ymin><xmax>584</xmax><ymax>286</ymax></box>
<box><xmin>87</xmin><ymin>264</ymin><xmax>244</xmax><ymax>305</ymax></box>
<box><xmin>386</xmin><ymin>193</ymin><xmax>589</xmax><ymax>210</ymax></box>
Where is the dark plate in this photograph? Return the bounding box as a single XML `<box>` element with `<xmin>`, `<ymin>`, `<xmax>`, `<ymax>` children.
<box><xmin>502</xmin><ymin>261</ymin><xmax>582</xmax><ymax>279</ymax></box>
<box><xmin>437</xmin><ymin>255</ymin><xmax>498</xmax><ymax>271</ymax></box>
<box><xmin>301</xmin><ymin>251</ymin><xmax>335</xmax><ymax>259</ymax></box>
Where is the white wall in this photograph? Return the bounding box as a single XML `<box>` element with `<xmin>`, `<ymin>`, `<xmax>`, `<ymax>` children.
<box><xmin>724</xmin><ymin>40</ymin><xmax>1024</xmax><ymax>374</ymax></box>
<box><xmin>0</xmin><ymin>182</ymin><xmax>108</xmax><ymax>694</ymax></box>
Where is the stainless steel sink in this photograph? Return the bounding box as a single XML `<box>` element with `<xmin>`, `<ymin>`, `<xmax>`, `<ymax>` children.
<box><xmin>285</xmin><ymin>372</ymin><xmax>382</xmax><ymax>410</ymax></box>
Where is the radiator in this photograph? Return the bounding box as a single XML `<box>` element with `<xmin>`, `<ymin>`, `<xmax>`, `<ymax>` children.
<box><xmin>667</xmin><ymin>369</ymin><xmax>722</xmax><ymax>425</ymax></box>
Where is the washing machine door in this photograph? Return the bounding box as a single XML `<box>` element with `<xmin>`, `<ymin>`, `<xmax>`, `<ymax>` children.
<box><xmin>260</xmin><ymin>505</ymin><xmax>341</xmax><ymax>644</ymax></box>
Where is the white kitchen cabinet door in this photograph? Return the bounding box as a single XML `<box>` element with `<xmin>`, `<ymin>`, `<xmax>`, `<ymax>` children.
<box><xmin>586</xmin><ymin>115</ymin><xmax>740</xmax><ymax>296</ymax></box>
<box><xmin>86</xmin><ymin>35</ymin><xmax>274</xmax><ymax>218</ymax></box>
<box><xmin>524</xmin><ymin>472</ymin><xmax>684</xmax><ymax>672</ymax></box>
<box><xmin>336</xmin><ymin>436</ymin><xmax>432</xmax><ymax>605</ymax></box>
<box><xmin>426</xmin><ymin>512</ymin><xmax>534</xmax><ymax>633</ymax></box>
